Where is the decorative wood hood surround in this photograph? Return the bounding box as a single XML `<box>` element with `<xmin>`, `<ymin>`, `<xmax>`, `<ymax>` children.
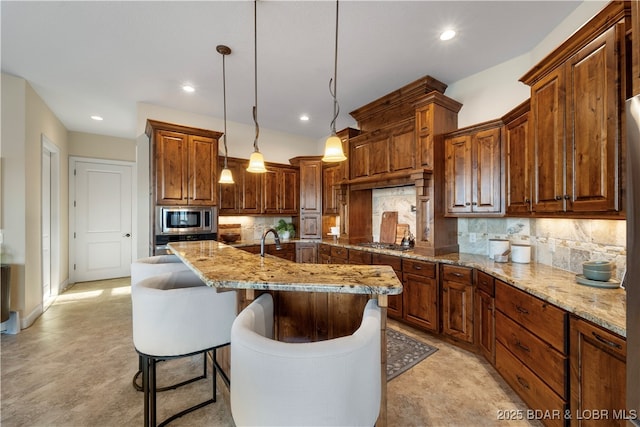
<box><xmin>341</xmin><ymin>75</ymin><xmax>463</xmax><ymax>256</ymax></box>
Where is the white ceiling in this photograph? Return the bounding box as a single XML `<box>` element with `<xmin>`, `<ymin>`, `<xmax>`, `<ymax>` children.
<box><xmin>1</xmin><ymin>1</ymin><xmax>582</xmax><ymax>141</ymax></box>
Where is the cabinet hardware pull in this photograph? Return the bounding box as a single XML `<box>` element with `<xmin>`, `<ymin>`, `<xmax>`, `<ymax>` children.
<box><xmin>515</xmin><ymin>340</ymin><xmax>531</xmax><ymax>353</ymax></box>
<box><xmin>413</xmin><ymin>265</ymin><xmax>422</xmax><ymax>270</ymax></box>
<box><xmin>564</xmin><ymin>194</ymin><xmax>570</xmax><ymax>200</ymax></box>
<box><xmin>525</xmin><ymin>198</ymin><xmax>530</xmax><ymax>203</ymax></box>
<box><xmin>472</xmin><ymin>202</ymin><xmax>477</xmax><ymax>206</ymax></box>
<box><xmin>516</xmin><ymin>375</ymin><xmax>530</xmax><ymax>389</ymax></box>
<box><xmin>555</xmin><ymin>195</ymin><xmax>562</xmax><ymax>201</ymax></box>
<box><xmin>452</xmin><ymin>272</ymin><xmax>463</xmax><ymax>277</ymax></box>
<box><xmin>465</xmin><ymin>202</ymin><xmax>471</xmax><ymax>206</ymax></box>
<box><xmin>515</xmin><ymin>305</ymin><xmax>529</xmax><ymax>315</ymax></box>
<box><xmin>592</xmin><ymin>332</ymin><xmax>622</xmax><ymax>349</ymax></box>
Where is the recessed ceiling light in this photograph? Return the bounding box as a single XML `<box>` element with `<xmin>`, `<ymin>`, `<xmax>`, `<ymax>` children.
<box><xmin>299</xmin><ymin>114</ymin><xmax>310</xmax><ymax>121</ymax></box>
<box><xmin>91</xmin><ymin>115</ymin><xmax>103</xmax><ymax>121</ymax></box>
<box><xmin>182</xmin><ymin>84</ymin><xmax>195</xmax><ymax>93</ymax></box>
<box><xmin>440</xmin><ymin>29</ymin><xmax>456</xmax><ymax>41</ymax></box>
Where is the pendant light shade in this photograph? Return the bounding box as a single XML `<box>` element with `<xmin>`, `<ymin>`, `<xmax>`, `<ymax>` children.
<box><xmin>217</xmin><ymin>44</ymin><xmax>234</xmax><ymax>184</ymax></box>
<box><xmin>247</xmin><ymin>0</ymin><xmax>267</xmax><ymax>173</ymax></box>
<box><xmin>247</xmin><ymin>150</ymin><xmax>267</xmax><ymax>173</ymax></box>
<box><xmin>323</xmin><ymin>134</ymin><xmax>346</xmax><ymax>162</ymax></box>
<box><xmin>322</xmin><ymin>0</ymin><xmax>347</xmax><ymax>163</ymax></box>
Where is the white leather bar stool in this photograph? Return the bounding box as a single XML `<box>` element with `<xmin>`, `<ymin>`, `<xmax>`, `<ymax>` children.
<box><xmin>230</xmin><ymin>293</ymin><xmax>381</xmax><ymax>427</ymax></box>
<box><xmin>131</xmin><ymin>270</ymin><xmax>237</xmax><ymax>426</ymax></box>
<box><xmin>130</xmin><ymin>255</ymin><xmax>193</xmax><ymax>392</ymax></box>
<box><xmin>131</xmin><ymin>255</ymin><xmax>189</xmax><ymax>286</ymax></box>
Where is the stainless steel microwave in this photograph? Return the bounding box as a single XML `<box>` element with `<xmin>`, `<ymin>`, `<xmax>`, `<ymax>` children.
<box><xmin>156</xmin><ymin>206</ymin><xmax>217</xmax><ymax>235</ymax></box>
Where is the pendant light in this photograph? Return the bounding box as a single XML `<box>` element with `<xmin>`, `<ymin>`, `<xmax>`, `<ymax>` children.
<box><xmin>322</xmin><ymin>0</ymin><xmax>347</xmax><ymax>163</ymax></box>
<box><xmin>217</xmin><ymin>44</ymin><xmax>235</xmax><ymax>184</ymax></box>
<box><xmin>246</xmin><ymin>0</ymin><xmax>267</xmax><ymax>173</ymax></box>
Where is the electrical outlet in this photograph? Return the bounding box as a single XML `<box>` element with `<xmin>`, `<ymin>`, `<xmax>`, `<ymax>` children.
<box><xmin>469</xmin><ymin>232</ymin><xmax>477</xmax><ymax>243</ymax></box>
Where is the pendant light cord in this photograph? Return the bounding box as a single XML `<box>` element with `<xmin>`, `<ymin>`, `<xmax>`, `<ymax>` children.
<box><xmin>222</xmin><ymin>52</ymin><xmax>229</xmax><ymax>168</ymax></box>
<box><xmin>253</xmin><ymin>0</ymin><xmax>260</xmax><ymax>151</ymax></box>
<box><xmin>329</xmin><ymin>0</ymin><xmax>340</xmax><ymax>135</ymax></box>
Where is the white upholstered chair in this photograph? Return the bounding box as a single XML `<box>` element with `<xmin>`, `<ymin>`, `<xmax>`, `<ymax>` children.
<box><xmin>230</xmin><ymin>293</ymin><xmax>381</xmax><ymax>427</ymax></box>
<box><xmin>131</xmin><ymin>270</ymin><xmax>237</xmax><ymax>426</ymax></box>
<box><xmin>131</xmin><ymin>255</ymin><xmax>189</xmax><ymax>286</ymax></box>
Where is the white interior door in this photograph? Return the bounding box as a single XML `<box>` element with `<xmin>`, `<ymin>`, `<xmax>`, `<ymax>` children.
<box><xmin>42</xmin><ymin>149</ymin><xmax>52</xmax><ymax>301</ymax></box>
<box><xmin>73</xmin><ymin>160</ymin><xmax>133</xmax><ymax>282</ymax></box>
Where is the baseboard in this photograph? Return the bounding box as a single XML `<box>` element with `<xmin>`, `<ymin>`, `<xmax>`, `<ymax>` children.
<box><xmin>21</xmin><ymin>303</ymin><xmax>43</xmax><ymax>329</ymax></box>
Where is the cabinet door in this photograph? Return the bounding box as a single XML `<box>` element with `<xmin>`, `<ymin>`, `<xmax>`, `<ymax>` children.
<box><xmin>299</xmin><ymin>214</ymin><xmax>321</xmax><ymax>239</ymax></box>
<box><xmin>566</xmin><ymin>25</ymin><xmax>619</xmax><ymax>212</ymax></box>
<box><xmin>239</xmin><ymin>166</ymin><xmax>262</xmax><ymax>214</ymax></box>
<box><xmin>262</xmin><ymin>169</ymin><xmax>280</xmax><ymax>214</ymax></box>
<box><xmin>442</xmin><ymin>280</ymin><xmax>474</xmax><ymax>343</ymax></box>
<box><xmin>389</xmin><ymin>123</ymin><xmax>415</xmax><ymax>172</ymax></box>
<box><xmin>530</xmin><ymin>67</ymin><xmax>565</xmax><ymax>213</ymax></box>
<box><xmin>218</xmin><ymin>157</ymin><xmax>241</xmax><ymax>214</ymax></box>
<box><xmin>475</xmin><ymin>289</ymin><xmax>495</xmax><ymax>365</ymax></box>
<box><xmin>188</xmin><ymin>135</ymin><xmax>217</xmax><ymax>206</ymax></box>
<box><xmin>280</xmin><ymin>168</ymin><xmax>299</xmax><ymax>214</ymax></box>
<box><xmin>323</xmin><ymin>165</ymin><xmax>339</xmax><ymax>215</ymax></box>
<box><xmin>369</xmin><ymin>134</ymin><xmax>390</xmax><ymax>176</ymax></box>
<box><xmin>350</xmin><ymin>140</ymin><xmax>369</xmax><ymax>179</ymax></box>
<box><xmin>299</xmin><ymin>159</ymin><xmax>322</xmax><ymax>214</ymax></box>
<box><xmin>416</xmin><ymin>104</ymin><xmax>434</xmax><ymax>169</ymax></box>
<box><xmin>296</xmin><ymin>243</ymin><xmax>317</xmax><ymax>264</ymax></box>
<box><xmin>445</xmin><ymin>135</ymin><xmax>472</xmax><ymax>213</ymax></box>
<box><xmin>155</xmin><ymin>130</ymin><xmax>188</xmax><ymax>205</ymax></box>
<box><xmin>403</xmin><ymin>273</ymin><xmax>438</xmax><ymax>332</ymax></box>
<box><xmin>372</xmin><ymin>253</ymin><xmax>403</xmax><ymax>319</ymax></box>
<box><xmin>472</xmin><ymin>127</ymin><xmax>502</xmax><ymax>213</ymax></box>
<box><xmin>570</xmin><ymin>317</ymin><xmax>626</xmax><ymax>427</ymax></box>
<box><xmin>506</xmin><ymin>112</ymin><xmax>532</xmax><ymax>214</ymax></box>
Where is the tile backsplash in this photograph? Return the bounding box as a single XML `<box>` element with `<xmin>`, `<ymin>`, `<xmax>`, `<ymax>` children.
<box><xmin>372</xmin><ymin>186</ymin><xmax>417</xmax><ymax>242</ymax></box>
<box><xmin>219</xmin><ymin>216</ymin><xmax>294</xmax><ymax>242</ymax></box>
<box><xmin>458</xmin><ymin>218</ymin><xmax>627</xmax><ymax>279</ymax></box>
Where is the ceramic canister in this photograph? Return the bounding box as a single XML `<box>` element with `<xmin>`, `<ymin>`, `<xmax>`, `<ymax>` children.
<box><xmin>511</xmin><ymin>244</ymin><xmax>531</xmax><ymax>264</ymax></box>
<box><xmin>489</xmin><ymin>239</ymin><xmax>510</xmax><ymax>260</ymax></box>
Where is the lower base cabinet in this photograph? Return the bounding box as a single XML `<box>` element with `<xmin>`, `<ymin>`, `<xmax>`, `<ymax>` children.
<box><xmin>441</xmin><ymin>264</ymin><xmax>474</xmax><ymax>343</ymax></box>
<box><xmin>402</xmin><ymin>259</ymin><xmax>438</xmax><ymax>332</ymax></box>
<box><xmin>569</xmin><ymin>317</ymin><xmax>627</xmax><ymax>427</ymax></box>
<box><xmin>475</xmin><ymin>288</ymin><xmax>495</xmax><ymax>364</ymax></box>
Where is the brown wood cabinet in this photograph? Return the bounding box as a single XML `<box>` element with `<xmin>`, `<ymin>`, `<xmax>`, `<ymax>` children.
<box><xmin>495</xmin><ymin>280</ymin><xmax>568</xmax><ymax>426</ymax></box>
<box><xmin>475</xmin><ymin>271</ymin><xmax>495</xmax><ymax>364</ymax></box>
<box><xmin>633</xmin><ymin>0</ymin><xmax>640</xmax><ymax>96</ymax></box>
<box><xmin>218</xmin><ymin>157</ymin><xmax>262</xmax><ymax>215</ymax></box>
<box><xmin>521</xmin><ymin>2</ymin><xmax>629</xmax><ymax>216</ymax></box>
<box><xmin>322</xmin><ymin>165</ymin><xmax>339</xmax><ymax>215</ymax></box>
<box><xmin>402</xmin><ymin>259</ymin><xmax>438</xmax><ymax>332</ymax></box>
<box><xmin>291</xmin><ymin>157</ymin><xmax>322</xmax><ymax>239</ymax></box>
<box><xmin>318</xmin><ymin>243</ymin><xmax>331</xmax><ymax>264</ymax></box>
<box><xmin>146</xmin><ymin>120</ymin><xmax>221</xmax><ymax>207</ymax></box>
<box><xmin>371</xmin><ymin>253</ymin><xmax>403</xmax><ymax>320</ymax></box>
<box><xmin>295</xmin><ymin>241</ymin><xmax>317</xmax><ymax>264</ymax></box>
<box><xmin>444</xmin><ymin>122</ymin><xmax>503</xmax><ymax>216</ymax></box>
<box><xmin>440</xmin><ymin>264</ymin><xmax>474</xmax><ymax>343</ymax></box>
<box><xmin>503</xmin><ymin>101</ymin><xmax>532</xmax><ymax>215</ymax></box>
<box><xmin>262</xmin><ymin>165</ymin><xmax>298</xmax><ymax>215</ymax></box>
<box><xmin>570</xmin><ymin>317</ymin><xmax>627</xmax><ymax>427</ymax></box>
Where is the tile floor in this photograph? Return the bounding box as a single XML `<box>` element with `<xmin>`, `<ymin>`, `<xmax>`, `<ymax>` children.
<box><xmin>1</xmin><ymin>277</ymin><xmax>540</xmax><ymax>426</ymax></box>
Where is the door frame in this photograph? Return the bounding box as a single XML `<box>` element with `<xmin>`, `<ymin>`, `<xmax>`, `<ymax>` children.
<box><xmin>42</xmin><ymin>134</ymin><xmax>60</xmax><ymax>306</ymax></box>
<box><xmin>69</xmin><ymin>156</ymin><xmax>137</xmax><ymax>284</ymax></box>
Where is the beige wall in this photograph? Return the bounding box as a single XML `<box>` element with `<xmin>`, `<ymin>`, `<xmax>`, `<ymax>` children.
<box><xmin>69</xmin><ymin>131</ymin><xmax>135</xmax><ymax>162</ymax></box>
<box><xmin>2</xmin><ymin>73</ymin><xmax>69</xmax><ymax>328</ymax></box>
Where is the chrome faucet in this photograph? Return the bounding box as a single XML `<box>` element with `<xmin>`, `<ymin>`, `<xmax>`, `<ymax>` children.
<box><xmin>260</xmin><ymin>228</ymin><xmax>282</xmax><ymax>257</ymax></box>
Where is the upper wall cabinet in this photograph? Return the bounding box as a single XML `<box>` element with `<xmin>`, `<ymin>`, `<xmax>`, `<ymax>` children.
<box><xmin>444</xmin><ymin>121</ymin><xmax>503</xmax><ymax>216</ymax></box>
<box><xmin>290</xmin><ymin>156</ymin><xmax>322</xmax><ymax>239</ymax></box>
<box><xmin>146</xmin><ymin>119</ymin><xmax>221</xmax><ymax>207</ymax></box>
<box><xmin>503</xmin><ymin>101</ymin><xmax>532</xmax><ymax>216</ymax></box>
<box><xmin>217</xmin><ymin>157</ymin><xmax>262</xmax><ymax>215</ymax></box>
<box><xmin>520</xmin><ymin>2</ymin><xmax>631</xmax><ymax>217</ymax></box>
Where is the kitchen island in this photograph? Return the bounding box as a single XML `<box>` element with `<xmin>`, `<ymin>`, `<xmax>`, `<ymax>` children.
<box><xmin>168</xmin><ymin>239</ymin><xmax>403</xmax><ymax>427</ymax></box>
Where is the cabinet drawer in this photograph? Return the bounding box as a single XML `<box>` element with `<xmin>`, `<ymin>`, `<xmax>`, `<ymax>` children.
<box><xmin>330</xmin><ymin>246</ymin><xmax>348</xmax><ymax>260</ymax></box>
<box><xmin>496</xmin><ymin>343</ymin><xmax>566</xmax><ymax>427</ymax></box>
<box><xmin>441</xmin><ymin>264</ymin><xmax>472</xmax><ymax>284</ymax></box>
<box><xmin>371</xmin><ymin>253</ymin><xmax>402</xmax><ymax>272</ymax></box>
<box><xmin>495</xmin><ymin>281</ymin><xmax>567</xmax><ymax>353</ymax></box>
<box><xmin>571</xmin><ymin>317</ymin><xmax>626</xmax><ymax>360</ymax></box>
<box><xmin>318</xmin><ymin>244</ymin><xmax>331</xmax><ymax>256</ymax></box>
<box><xmin>348</xmin><ymin>249</ymin><xmax>372</xmax><ymax>265</ymax></box>
<box><xmin>496</xmin><ymin>311</ymin><xmax>567</xmax><ymax>398</ymax></box>
<box><xmin>402</xmin><ymin>259</ymin><xmax>436</xmax><ymax>278</ymax></box>
<box><xmin>476</xmin><ymin>271</ymin><xmax>495</xmax><ymax>296</ymax></box>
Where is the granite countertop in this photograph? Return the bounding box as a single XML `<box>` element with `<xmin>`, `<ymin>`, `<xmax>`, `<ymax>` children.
<box><xmin>168</xmin><ymin>240</ymin><xmax>402</xmax><ymax>296</ymax></box>
<box><xmin>320</xmin><ymin>240</ymin><xmax>627</xmax><ymax>337</ymax></box>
